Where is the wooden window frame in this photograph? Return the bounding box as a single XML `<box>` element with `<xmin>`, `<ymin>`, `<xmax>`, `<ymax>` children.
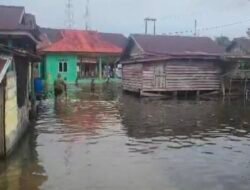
<box><xmin>58</xmin><ymin>61</ymin><xmax>68</xmax><ymax>73</ymax></box>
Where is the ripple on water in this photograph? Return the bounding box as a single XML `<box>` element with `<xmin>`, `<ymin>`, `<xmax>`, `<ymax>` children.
<box><xmin>3</xmin><ymin>88</ymin><xmax>250</xmax><ymax>190</ymax></box>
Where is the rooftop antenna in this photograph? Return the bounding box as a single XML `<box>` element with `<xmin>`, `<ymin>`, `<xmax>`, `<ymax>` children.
<box><xmin>65</xmin><ymin>0</ymin><xmax>74</xmax><ymax>29</ymax></box>
<box><xmin>84</xmin><ymin>0</ymin><xmax>90</xmax><ymax>30</ymax></box>
<box><xmin>144</xmin><ymin>17</ymin><xmax>157</xmax><ymax>35</ymax></box>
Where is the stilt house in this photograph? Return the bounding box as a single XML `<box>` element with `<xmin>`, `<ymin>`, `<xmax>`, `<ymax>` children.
<box><xmin>121</xmin><ymin>34</ymin><xmax>227</xmax><ymax>96</ymax></box>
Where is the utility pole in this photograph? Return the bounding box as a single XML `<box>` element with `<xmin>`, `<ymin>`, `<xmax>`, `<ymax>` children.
<box><xmin>84</xmin><ymin>0</ymin><xmax>90</xmax><ymax>30</ymax></box>
<box><xmin>65</xmin><ymin>0</ymin><xmax>74</xmax><ymax>29</ymax></box>
<box><xmin>145</xmin><ymin>19</ymin><xmax>148</xmax><ymax>34</ymax></box>
<box><xmin>194</xmin><ymin>19</ymin><xmax>197</xmax><ymax>36</ymax></box>
<box><xmin>144</xmin><ymin>17</ymin><xmax>157</xmax><ymax>35</ymax></box>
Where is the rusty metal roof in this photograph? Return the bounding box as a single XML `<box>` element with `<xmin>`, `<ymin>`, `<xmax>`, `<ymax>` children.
<box><xmin>132</xmin><ymin>34</ymin><xmax>225</xmax><ymax>55</ymax></box>
<box><xmin>40</xmin><ymin>30</ymin><xmax>123</xmax><ymax>54</ymax></box>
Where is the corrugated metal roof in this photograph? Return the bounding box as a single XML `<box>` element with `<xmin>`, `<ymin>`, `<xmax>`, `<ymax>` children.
<box><xmin>132</xmin><ymin>34</ymin><xmax>225</xmax><ymax>55</ymax></box>
<box><xmin>40</xmin><ymin>30</ymin><xmax>123</xmax><ymax>54</ymax></box>
<box><xmin>0</xmin><ymin>5</ymin><xmax>40</xmax><ymax>43</ymax></box>
<box><xmin>100</xmin><ymin>32</ymin><xmax>127</xmax><ymax>49</ymax></box>
<box><xmin>39</xmin><ymin>27</ymin><xmax>63</xmax><ymax>43</ymax></box>
<box><xmin>0</xmin><ymin>5</ymin><xmax>24</xmax><ymax>30</ymax></box>
<box><xmin>0</xmin><ymin>56</ymin><xmax>11</xmax><ymax>83</ymax></box>
<box><xmin>0</xmin><ymin>58</ymin><xmax>5</xmax><ymax>71</ymax></box>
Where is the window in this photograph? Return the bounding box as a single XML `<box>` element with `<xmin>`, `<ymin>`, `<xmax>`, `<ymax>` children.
<box><xmin>59</xmin><ymin>62</ymin><xmax>68</xmax><ymax>72</ymax></box>
<box><xmin>64</xmin><ymin>62</ymin><xmax>68</xmax><ymax>72</ymax></box>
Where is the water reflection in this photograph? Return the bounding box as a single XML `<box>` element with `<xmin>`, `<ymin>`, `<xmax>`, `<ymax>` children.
<box><xmin>0</xmin><ymin>126</ymin><xmax>47</xmax><ymax>190</ymax></box>
<box><xmin>120</xmin><ymin>94</ymin><xmax>250</xmax><ymax>153</ymax></box>
<box><xmin>1</xmin><ymin>84</ymin><xmax>250</xmax><ymax>190</ymax></box>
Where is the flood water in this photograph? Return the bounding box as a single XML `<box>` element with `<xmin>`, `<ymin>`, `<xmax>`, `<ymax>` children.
<box><xmin>1</xmin><ymin>83</ymin><xmax>250</xmax><ymax>190</ymax></box>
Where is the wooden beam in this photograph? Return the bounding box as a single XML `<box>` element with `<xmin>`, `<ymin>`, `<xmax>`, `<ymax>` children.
<box><xmin>99</xmin><ymin>57</ymin><xmax>102</xmax><ymax>80</ymax></box>
<box><xmin>0</xmin><ymin>79</ymin><xmax>6</xmax><ymax>158</ymax></box>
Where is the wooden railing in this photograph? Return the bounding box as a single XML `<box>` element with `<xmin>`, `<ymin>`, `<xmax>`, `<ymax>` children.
<box><xmin>230</xmin><ymin>70</ymin><xmax>250</xmax><ymax>79</ymax></box>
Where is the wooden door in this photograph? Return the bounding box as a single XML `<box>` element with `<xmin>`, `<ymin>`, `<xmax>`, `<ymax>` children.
<box><xmin>154</xmin><ymin>64</ymin><xmax>166</xmax><ymax>89</ymax></box>
<box><xmin>0</xmin><ymin>83</ymin><xmax>5</xmax><ymax>156</ymax></box>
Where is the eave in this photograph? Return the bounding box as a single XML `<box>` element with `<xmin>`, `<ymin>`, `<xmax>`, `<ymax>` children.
<box><xmin>0</xmin><ymin>30</ymin><xmax>40</xmax><ymax>44</ymax></box>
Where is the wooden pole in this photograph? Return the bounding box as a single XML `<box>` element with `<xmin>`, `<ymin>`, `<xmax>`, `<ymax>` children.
<box><xmin>99</xmin><ymin>57</ymin><xmax>102</xmax><ymax>80</ymax></box>
<box><xmin>30</xmin><ymin>62</ymin><xmax>37</xmax><ymax>120</ymax></box>
<box><xmin>0</xmin><ymin>79</ymin><xmax>6</xmax><ymax>158</ymax></box>
<box><xmin>221</xmin><ymin>80</ymin><xmax>226</xmax><ymax>97</ymax></box>
<box><xmin>244</xmin><ymin>78</ymin><xmax>248</xmax><ymax>100</ymax></box>
<box><xmin>153</xmin><ymin>20</ymin><xmax>156</xmax><ymax>35</ymax></box>
<box><xmin>229</xmin><ymin>78</ymin><xmax>232</xmax><ymax>96</ymax></box>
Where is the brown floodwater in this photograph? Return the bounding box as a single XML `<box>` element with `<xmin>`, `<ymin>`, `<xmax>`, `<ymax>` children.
<box><xmin>1</xmin><ymin>83</ymin><xmax>250</xmax><ymax>190</ymax></box>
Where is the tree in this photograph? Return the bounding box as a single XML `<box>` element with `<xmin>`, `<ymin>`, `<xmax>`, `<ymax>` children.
<box><xmin>215</xmin><ymin>36</ymin><xmax>231</xmax><ymax>48</ymax></box>
<box><xmin>247</xmin><ymin>28</ymin><xmax>250</xmax><ymax>38</ymax></box>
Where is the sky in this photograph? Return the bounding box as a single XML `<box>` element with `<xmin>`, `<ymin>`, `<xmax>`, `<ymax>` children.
<box><xmin>1</xmin><ymin>0</ymin><xmax>250</xmax><ymax>38</ymax></box>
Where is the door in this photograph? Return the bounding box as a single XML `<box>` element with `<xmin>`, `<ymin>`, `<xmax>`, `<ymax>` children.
<box><xmin>0</xmin><ymin>82</ymin><xmax>5</xmax><ymax>156</ymax></box>
<box><xmin>154</xmin><ymin>64</ymin><xmax>166</xmax><ymax>89</ymax></box>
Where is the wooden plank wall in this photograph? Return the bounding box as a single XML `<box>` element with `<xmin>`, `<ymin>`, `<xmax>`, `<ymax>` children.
<box><xmin>123</xmin><ymin>63</ymin><xmax>143</xmax><ymax>92</ymax></box>
<box><xmin>142</xmin><ymin>60</ymin><xmax>221</xmax><ymax>92</ymax></box>
<box><xmin>0</xmin><ymin>82</ymin><xmax>5</xmax><ymax>156</ymax></box>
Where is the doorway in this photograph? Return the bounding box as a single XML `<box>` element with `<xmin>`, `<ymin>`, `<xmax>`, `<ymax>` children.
<box><xmin>154</xmin><ymin>64</ymin><xmax>166</xmax><ymax>89</ymax></box>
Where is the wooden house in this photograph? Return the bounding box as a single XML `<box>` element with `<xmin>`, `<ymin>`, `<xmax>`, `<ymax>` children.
<box><xmin>38</xmin><ymin>29</ymin><xmax>127</xmax><ymax>86</ymax></box>
<box><xmin>121</xmin><ymin>34</ymin><xmax>228</xmax><ymax>96</ymax></box>
<box><xmin>0</xmin><ymin>5</ymin><xmax>40</xmax><ymax>157</ymax></box>
<box><xmin>226</xmin><ymin>38</ymin><xmax>250</xmax><ymax>79</ymax></box>
<box><xmin>219</xmin><ymin>38</ymin><xmax>250</xmax><ymax>96</ymax></box>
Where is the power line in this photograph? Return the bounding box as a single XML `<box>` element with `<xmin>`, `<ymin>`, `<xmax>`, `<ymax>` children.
<box><xmin>144</xmin><ymin>17</ymin><xmax>157</xmax><ymax>35</ymax></box>
<box><xmin>169</xmin><ymin>18</ymin><xmax>250</xmax><ymax>36</ymax></box>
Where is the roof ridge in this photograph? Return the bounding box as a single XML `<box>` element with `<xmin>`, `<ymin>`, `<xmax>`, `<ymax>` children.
<box><xmin>100</xmin><ymin>32</ymin><xmax>126</xmax><ymax>35</ymax></box>
<box><xmin>39</xmin><ymin>30</ymin><xmax>123</xmax><ymax>54</ymax></box>
<box><xmin>131</xmin><ymin>33</ymin><xmax>211</xmax><ymax>39</ymax></box>
<box><xmin>0</xmin><ymin>4</ymin><xmax>25</xmax><ymax>9</ymax></box>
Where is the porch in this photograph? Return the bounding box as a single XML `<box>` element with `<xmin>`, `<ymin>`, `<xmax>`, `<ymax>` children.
<box><xmin>76</xmin><ymin>56</ymin><xmax>118</xmax><ymax>80</ymax></box>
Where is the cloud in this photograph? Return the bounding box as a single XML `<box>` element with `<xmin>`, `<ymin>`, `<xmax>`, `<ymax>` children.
<box><xmin>1</xmin><ymin>0</ymin><xmax>250</xmax><ymax>38</ymax></box>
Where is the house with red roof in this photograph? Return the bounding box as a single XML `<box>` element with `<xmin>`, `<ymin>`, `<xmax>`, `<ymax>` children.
<box><xmin>39</xmin><ymin>29</ymin><xmax>127</xmax><ymax>85</ymax></box>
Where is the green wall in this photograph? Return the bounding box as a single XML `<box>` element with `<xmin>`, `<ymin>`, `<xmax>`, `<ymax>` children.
<box><xmin>45</xmin><ymin>54</ymin><xmax>77</xmax><ymax>85</ymax></box>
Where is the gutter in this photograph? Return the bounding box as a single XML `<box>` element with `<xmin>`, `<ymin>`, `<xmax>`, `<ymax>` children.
<box><xmin>0</xmin><ymin>31</ymin><xmax>40</xmax><ymax>44</ymax></box>
<box><xmin>121</xmin><ymin>54</ymin><xmax>224</xmax><ymax>65</ymax></box>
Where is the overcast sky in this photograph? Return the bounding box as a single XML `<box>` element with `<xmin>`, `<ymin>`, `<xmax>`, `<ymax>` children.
<box><xmin>1</xmin><ymin>0</ymin><xmax>250</xmax><ymax>38</ymax></box>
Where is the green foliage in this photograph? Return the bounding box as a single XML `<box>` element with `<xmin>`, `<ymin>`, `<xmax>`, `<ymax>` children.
<box><xmin>215</xmin><ymin>36</ymin><xmax>231</xmax><ymax>48</ymax></box>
